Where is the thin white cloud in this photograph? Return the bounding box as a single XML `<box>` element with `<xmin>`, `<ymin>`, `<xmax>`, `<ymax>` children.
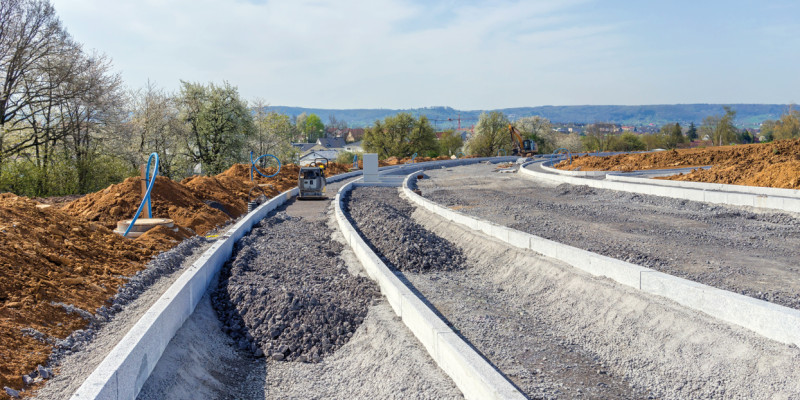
<box><xmin>50</xmin><ymin>0</ymin><xmax>800</xmax><ymax>108</ymax></box>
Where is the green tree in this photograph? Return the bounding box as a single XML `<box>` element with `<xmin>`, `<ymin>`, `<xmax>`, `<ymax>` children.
<box><xmin>686</xmin><ymin>122</ymin><xmax>698</xmax><ymax>141</ymax></box>
<box><xmin>773</xmin><ymin>108</ymin><xmax>800</xmax><ymax>140</ymax></box>
<box><xmin>760</xmin><ymin>120</ymin><xmax>776</xmax><ymax>142</ymax></box>
<box><xmin>700</xmin><ymin>107</ymin><xmax>737</xmax><ymax>146</ymax></box>
<box><xmin>251</xmin><ymin>99</ymin><xmax>297</xmax><ymax>163</ymax></box>
<box><xmin>363</xmin><ymin>113</ymin><xmax>437</xmax><ymax>158</ymax></box>
<box><xmin>438</xmin><ymin>130</ymin><xmax>463</xmax><ymax>156</ymax></box>
<box><xmin>514</xmin><ymin>116</ymin><xmax>553</xmax><ymax>153</ymax></box>
<box><xmin>607</xmin><ymin>132</ymin><xmax>646</xmax><ymax>151</ymax></box>
<box><xmin>304</xmin><ymin>114</ymin><xmax>325</xmax><ymax>143</ymax></box>
<box><xmin>660</xmin><ymin>122</ymin><xmax>685</xmax><ymax>148</ymax></box>
<box><xmin>179</xmin><ymin>80</ymin><xmax>255</xmax><ymax>175</ymax></box>
<box><xmin>466</xmin><ymin>111</ymin><xmax>511</xmax><ymax>156</ymax></box>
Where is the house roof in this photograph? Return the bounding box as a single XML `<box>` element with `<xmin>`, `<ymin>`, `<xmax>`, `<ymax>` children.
<box><xmin>300</xmin><ymin>150</ymin><xmax>340</xmax><ymax>161</ymax></box>
<box><xmin>292</xmin><ymin>142</ymin><xmax>316</xmax><ymax>152</ymax></box>
<box><xmin>316</xmin><ymin>137</ymin><xmax>346</xmax><ymax>149</ymax></box>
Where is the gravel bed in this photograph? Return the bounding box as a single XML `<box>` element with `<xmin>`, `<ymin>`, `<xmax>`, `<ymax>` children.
<box><xmin>344</xmin><ymin>187</ymin><xmax>465</xmax><ymax>272</ymax></box>
<box><xmin>141</xmin><ymin>196</ymin><xmax>462</xmax><ymax>399</ymax></box>
<box><xmin>345</xmin><ymin>186</ymin><xmax>642</xmax><ymax>398</ymax></box>
<box><xmin>344</xmin><ymin>185</ymin><xmax>800</xmax><ymax>399</ymax></box>
<box><xmin>419</xmin><ymin>163</ymin><xmax>800</xmax><ymax>310</ymax></box>
<box><xmin>212</xmin><ymin>209</ymin><xmax>379</xmax><ymax>363</ymax></box>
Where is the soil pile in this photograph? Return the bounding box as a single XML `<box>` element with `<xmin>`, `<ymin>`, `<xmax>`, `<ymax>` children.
<box><xmin>555</xmin><ymin>139</ymin><xmax>800</xmax><ymax>189</ymax></box>
<box><xmin>62</xmin><ymin>176</ymin><xmax>228</xmax><ymax>237</ymax></box>
<box><xmin>212</xmin><ymin>211</ymin><xmax>378</xmax><ymax>363</ymax></box>
<box><xmin>0</xmin><ymin>194</ymin><xmax>159</xmax><ymax>394</ymax></box>
<box><xmin>344</xmin><ymin>187</ymin><xmax>466</xmax><ymax>272</ymax></box>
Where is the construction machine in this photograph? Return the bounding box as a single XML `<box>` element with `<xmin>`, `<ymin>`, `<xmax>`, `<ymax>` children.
<box><xmin>509</xmin><ymin>124</ymin><xmax>538</xmax><ymax>157</ymax></box>
<box><xmin>298</xmin><ymin>158</ymin><xmax>328</xmax><ymax>200</ymax></box>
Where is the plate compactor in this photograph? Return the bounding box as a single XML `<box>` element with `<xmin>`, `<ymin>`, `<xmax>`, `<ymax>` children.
<box><xmin>298</xmin><ymin>158</ymin><xmax>328</xmax><ymax>200</ymax></box>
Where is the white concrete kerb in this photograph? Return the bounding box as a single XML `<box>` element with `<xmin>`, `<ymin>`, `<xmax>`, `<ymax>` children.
<box><xmin>71</xmin><ymin>169</ymin><xmax>367</xmax><ymax>400</ymax></box>
<box><xmin>402</xmin><ymin>169</ymin><xmax>800</xmax><ymax>349</ymax></box>
<box><xmin>336</xmin><ymin>162</ymin><xmax>524</xmax><ymax>400</ymax></box>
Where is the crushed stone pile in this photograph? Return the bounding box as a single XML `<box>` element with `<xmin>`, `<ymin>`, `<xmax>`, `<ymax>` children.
<box><xmin>0</xmin><ymin>194</ymin><xmax>161</xmax><ymax>393</ymax></box>
<box><xmin>555</xmin><ymin>138</ymin><xmax>800</xmax><ymax>189</ymax></box>
<box><xmin>212</xmin><ymin>211</ymin><xmax>378</xmax><ymax>363</ymax></box>
<box><xmin>344</xmin><ymin>187</ymin><xmax>466</xmax><ymax>272</ymax></box>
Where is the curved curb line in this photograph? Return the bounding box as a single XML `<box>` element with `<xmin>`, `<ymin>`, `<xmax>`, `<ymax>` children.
<box><xmin>71</xmin><ymin>170</ymin><xmax>364</xmax><ymax>400</ymax></box>
<box><xmin>519</xmin><ymin>161</ymin><xmax>800</xmax><ymax>213</ymax></box>
<box><xmin>335</xmin><ymin>178</ymin><xmax>524</xmax><ymax>400</ymax></box>
<box><xmin>402</xmin><ymin>170</ymin><xmax>800</xmax><ymax>349</ymax></box>
<box><xmin>540</xmin><ymin>160</ymin><xmax>608</xmax><ymax>177</ymax></box>
<box><xmin>606</xmin><ymin>173</ymin><xmax>800</xmax><ymax>199</ymax></box>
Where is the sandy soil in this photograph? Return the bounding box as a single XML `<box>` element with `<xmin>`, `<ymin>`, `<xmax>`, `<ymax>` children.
<box><xmin>0</xmin><ymin>162</ymin><xmax>353</xmax><ymax>397</ymax></box>
<box><xmin>554</xmin><ymin>139</ymin><xmax>800</xmax><ymax>189</ymax></box>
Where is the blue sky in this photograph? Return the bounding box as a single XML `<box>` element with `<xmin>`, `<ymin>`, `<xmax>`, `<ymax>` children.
<box><xmin>51</xmin><ymin>0</ymin><xmax>799</xmax><ymax>109</ymax></box>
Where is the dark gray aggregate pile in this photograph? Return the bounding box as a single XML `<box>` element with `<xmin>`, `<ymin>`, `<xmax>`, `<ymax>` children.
<box><xmin>344</xmin><ymin>186</ymin><xmax>466</xmax><ymax>272</ymax></box>
<box><xmin>212</xmin><ymin>210</ymin><xmax>379</xmax><ymax>363</ymax></box>
<box><xmin>420</xmin><ymin>166</ymin><xmax>800</xmax><ymax>310</ymax></box>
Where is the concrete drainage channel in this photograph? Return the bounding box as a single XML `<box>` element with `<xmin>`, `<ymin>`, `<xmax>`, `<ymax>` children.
<box><xmin>65</xmin><ymin>158</ymin><xmax>522</xmax><ymax>400</ymax></box>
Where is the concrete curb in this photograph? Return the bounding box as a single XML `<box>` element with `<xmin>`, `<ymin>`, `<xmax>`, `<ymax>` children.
<box><xmin>540</xmin><ymin>160</ymin><xmax>608</xmax><ymax>177</ymax></box>
<box><xmin>70</xmin><ymin>169</ymin><xmax>365</xmax><ymax>400</ymax></box>
<box><xmin>402</xmin><ymin>170</ymin><xmax>800</xmax><ymax>348</ymax></box>
<box><xmin>519</xmin><ymin>161</ymin><xmax>800</xmax><ymax>213</ymax></box>
<box><xmin>606</xmin><ymin>173</ymin><xmax>800</xmax><ymax>199</ymax></box>
<box><xmin>335</xmin><ymin>174</ymin><xmax>524</xmax><ymax>399</ymax></box>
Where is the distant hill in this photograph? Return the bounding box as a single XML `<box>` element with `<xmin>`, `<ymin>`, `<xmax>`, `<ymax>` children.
<box><xmin>264</xmin><ymin>104</ymin><xmax>791</xmax><ymax>129</ymax></box>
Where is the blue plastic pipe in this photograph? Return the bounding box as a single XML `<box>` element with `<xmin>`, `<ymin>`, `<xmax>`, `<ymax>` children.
<box><xmin>123</xmin><ymin>152</ymin><xmax>159</xmax><ymax>237</ymax></box>
<box><xmin>250</xmin><ymin>151</ymin><xmax>281</xmax><ymax>180</ymax></box>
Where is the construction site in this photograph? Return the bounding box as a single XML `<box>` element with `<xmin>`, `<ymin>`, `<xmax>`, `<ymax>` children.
<box><xmin>1</xmin><ymin>139</ymin><xmax>800</xmax><ymax>399</ymax></box>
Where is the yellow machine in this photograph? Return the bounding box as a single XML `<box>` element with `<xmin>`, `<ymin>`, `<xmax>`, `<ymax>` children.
<box><xmin>509</xmin><ymin>124</ymin><xmax>538</xmax><ymax>156</ymax></box>
<box><xmin>298</xmin><ymin>158</ymin><xmax>327</xmax><ymax>200</ymax></box>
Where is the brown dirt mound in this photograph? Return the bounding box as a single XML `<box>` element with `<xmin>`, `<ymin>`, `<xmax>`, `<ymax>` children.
<box><xmin>0</xmin><ymin>161</ymin><xmax>368</xmax><ymax>396</ymax></box>
<box><xmin>0</xmin><ymin>194</ymin><xmax>161</xmax><ymax>393</ymax></box>
<box><xmin>555</xmin><ymin>139</ymin><xmax>800</xmax><ymax>190</ymax></box>
<box><xmin>62</xmin><ymin>176</ymin><xmax>229</xmax><ymax>236</ymax></box>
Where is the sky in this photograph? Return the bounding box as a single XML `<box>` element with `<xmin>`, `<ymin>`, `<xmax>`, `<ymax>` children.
<box><xmin>51</xmin><ymin>0</ymin><xmax>800</xmax><ymax>109</ymax></box>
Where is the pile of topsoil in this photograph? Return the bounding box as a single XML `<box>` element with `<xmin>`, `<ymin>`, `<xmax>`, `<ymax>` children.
<box><xmin>344</xmin><ymin>186</ymin><xmax>466</xmax><ymax>272</ymax></box>
<box><xmin>0</xmin><ymin>161</ymin><xmax>353</xmax><ymax>397</ymax></box>
<box><xmin>0</xmin><ymin>194</ymin><xmax>160</xmax><ymax>393</ymax></box>
<box><xmin>555</xmin><ymin>138</ymin><xmax>800</xmax><ymax>189</ymax></box>
<box><xmin>212</xmin><ymin>211</ymin><xmax>378</xmax><ymax>363</ymax></box>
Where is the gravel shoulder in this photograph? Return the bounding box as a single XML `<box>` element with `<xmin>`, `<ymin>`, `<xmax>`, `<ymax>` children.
<box><xmin>138</xmin><ymin>183</ymin><xmax>461</xmax><ymax>399</ymax></box>
<box><xmin>344</xmin><ymin>185</ymin><xmax>800</xmax><ymax>399</ymax></box>
<box><xmin>33</xmin><ymin>237</ymin><xmax>213</xmax><ymax>399</ymax></box>
<box><xmin>420</xmin><ymin>163</ymin><xmax>800</xmax><ymax>310</ymax></box>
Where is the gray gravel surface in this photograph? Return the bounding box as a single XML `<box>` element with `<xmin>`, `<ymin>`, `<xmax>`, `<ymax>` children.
<box><xmin>344</xmin><ymin>185</ymin><xmax>800</xmax><ymax>399</ymax></box>
<box><xmin>344</xmin><ymin>187</ymin><xmax>465</xmax><ymax>272</ymax></box>
<box><xmin>346</xmin><ymin>186</ymin><xmax>645</xmax><ymax>399</ymax></box>
<box><xmin>419</xmin><ymin>163</ymin><xmax>800</xmax><ymax>310</ymax></box>
<box><xmin>212</xmin><ymin>208</ymin><xmax>379</xmax><ymax>362</ymax></box>
<box><xmin>140</xmin><ymin>195</ymin><xmax>462</xmax><ymax>399</ymax></box>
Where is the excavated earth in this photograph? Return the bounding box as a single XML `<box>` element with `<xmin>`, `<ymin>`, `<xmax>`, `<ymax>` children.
<box><xmin>421</xmin><ymin>163</ymin><xmax>800</xmax><ymax>310</ymax></box>
<box><xmin>555</xmin><ymin>138</ymin><xmax>800</xmax><ymax>189</ymax></box>
<box><xmin>345</xmin><ymin>185</ymin><xmax>800</xmax><ymax>399</ymax></box>
<box><xmin>1</xmin><ymin>162</ymin><xmax>352</xmax><ymax>398</ymax></box>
